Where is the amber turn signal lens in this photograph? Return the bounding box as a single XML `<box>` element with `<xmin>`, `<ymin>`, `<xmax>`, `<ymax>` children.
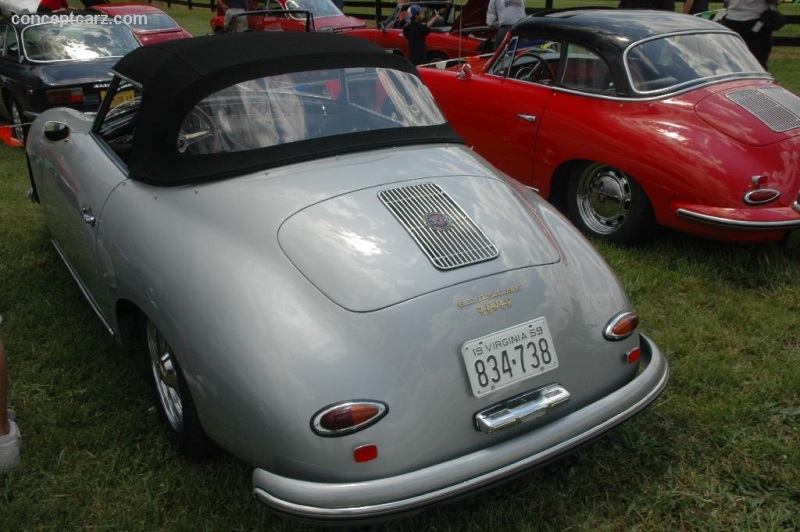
<box><xmin>311</xmin><ymin>400</ymin><xmax>388</xmax><ymax>437</ymax></box>
<box><xmin>603</xmin><ymin>311</ymin><xmax>639</xmax><ymax>341</ymax></box>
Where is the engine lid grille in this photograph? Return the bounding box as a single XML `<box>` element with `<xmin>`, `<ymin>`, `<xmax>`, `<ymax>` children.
<box><xmin>379</xmin><ymin>183</ymin><xmax>499</xmax><ymax>270</ymax></box>
<box><xmin>727</xmin><ymin>87</ymin><xmax>800</xmax><ymax>133</ymax></box>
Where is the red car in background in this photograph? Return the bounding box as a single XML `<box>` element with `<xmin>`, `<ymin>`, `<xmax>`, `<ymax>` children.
<box><xmin>345</xmin><ymin>0</ymin><xmax>495</xmax><ymax>63</ymax></box>
<box><xmin>86</xmin><ymin>3</ymin><xmax>193</xmax><ymax>45</ymax></box>
<box><xmin>419</xmin><ymin>10</ymin><xmax>800</xmax><ymax>244</ymax></box>
<box><xmin>210</xmin><ymin>0</ymin><xmax>365</xmax><ymax>33</ymax></box>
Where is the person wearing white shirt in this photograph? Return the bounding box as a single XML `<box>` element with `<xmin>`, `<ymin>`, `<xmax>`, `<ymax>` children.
<box><xmin>721</xmin><ymin>0</ymin><xmax>781</xmax><ymax>68</ymax></box>
<box><xmin>486</xmin><ymin>0</ymin><xmax>526</xmax><ymax>51</ymax></box>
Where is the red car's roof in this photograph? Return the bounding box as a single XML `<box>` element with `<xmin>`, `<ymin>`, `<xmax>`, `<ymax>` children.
<box><xmin>88</xmin><ymin>3</ymin><xmax>166</xmax><ymax>15</ymax></box>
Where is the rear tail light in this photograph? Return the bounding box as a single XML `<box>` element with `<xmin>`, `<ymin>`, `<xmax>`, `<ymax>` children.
<box><xmin>603</xmin><ymin>311</ymin><xmax>639</xmax><ymax>341</ymax></box>
<box><xmin>626</xmin><ymin>346</ymin><xmax>642</xmax><ymax>364</ymax></box>
<box><xmin>311</xmin><ymin>400</ymin><xmax>388</xmax><ymax>437</ymax></box>
<box><xmin>743</xmin><ymin>188</ymin><xmax>781</xmax><ymax>206</ymax></box>
<box><xmin>353</xmin><ymin>444</ymin><xmax>378</xmax><ymax>463</ymax></box>
<box><xmin>45</xmin><ymin>88</ymin><xmax>84</xmax><ymax>105</ymax></box>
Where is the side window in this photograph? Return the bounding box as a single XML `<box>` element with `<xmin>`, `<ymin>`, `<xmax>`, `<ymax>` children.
<box><xmin>5</xmin><ymin>27</ymin><xmax>19</xmax><ymax>59</ymax></box>
<box><xmin>0</xmin><ymin>26</ymin><xmax>6</xmax><ymax>57</ymax></box>
<box><xmin>561</xmin><ymin>44</ymin><xmax>615</xmax><ymax>95</ymax></box>
<box><xmin>96</xmin><ymin>82</ymin><xmax>142</xmax><ymax>163</ymax></box>
<box><xmin>495</xmin><ymin>37</ymin><xmax>561</xmax><ymax>86</ymax></box>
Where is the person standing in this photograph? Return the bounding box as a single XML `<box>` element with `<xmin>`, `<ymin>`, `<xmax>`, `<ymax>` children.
<box><xmin>221</xmin><ymin>0</ymin><xmax>249</xmax><ymax>32</ymax></box>
<box><xmin>721</xmin><ymin>0</ymin><xmax>779</xmax><ymax>68</ymax></box>
<box><xmin>486</xmin><ymin>0</ymin><xmax>526</xmax><ymax>51</ymax></box>
<box><xmin>682</xmin><ymin>0</ymin><xmax>710</xmax><ymax>14</ymax></box>
<box><xmin>403</xmin><ymin>5</ymin><xmax>443</xmax><ymax>65</ymax></box>
<box><xmin>0</xmin><ymin>325</ymin><xmax>22</xmax><ymax>474</ymax></box>
<box><xmin>618</xmin><ymin>0</ymin><xmax>676</xmax><ymax>10</ymax></box>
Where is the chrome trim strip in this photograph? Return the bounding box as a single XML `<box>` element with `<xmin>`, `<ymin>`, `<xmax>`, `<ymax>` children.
<box><xmin>51</xmin><ymin>239</ymin><xmax>115</xmax><ymax>336</ymax></box>
<box><xmin>676</xmin><ymin>208</ymin><xmax>800</xmax><ymax>229</ymax></box>
<box><xmin>474</xmin><ymin>384</ymin><xmax>570</xmax><ymax>434</ymax></box>
<box><xmin>252</xmin><ymin>335</ymin><xmax>669</xmax><ymax>522</ymax></box>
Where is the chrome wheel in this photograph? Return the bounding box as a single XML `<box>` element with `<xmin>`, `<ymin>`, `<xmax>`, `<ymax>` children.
<box><xmin>567</xmin><ymin>162</ymin><xmax>656</xmax><ymax>244</ymax></box>
<box><xmin>9</xmin><ymin>99</ymin><xmax>24</xmax><ymax>141</ymax></box>
<box><xmin>575</xmin><ymin>163</ymin><xmax>632</xmax><ymax>235</ymax></box>
<box><xmin>147</xmin><ymin>320</ymin><xmax>183</xmax><ymax>432</ymax></box>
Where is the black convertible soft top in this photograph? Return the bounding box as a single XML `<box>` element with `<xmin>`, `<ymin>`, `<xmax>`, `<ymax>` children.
<box><xmin>110</xmin><ymin>31</ymin><xmax>461</xmax><ymax>186</ymax></box>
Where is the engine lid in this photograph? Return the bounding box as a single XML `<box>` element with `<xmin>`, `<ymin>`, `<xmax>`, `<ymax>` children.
<box><xmin>278</xmin><ymin>175</ymin><xmax>560</xmax><ymax>312</ymax></box>
<box><xmin>695</xmin><ymin>84</ymin><xmax>800</xmax><ymax>146</ymax></box>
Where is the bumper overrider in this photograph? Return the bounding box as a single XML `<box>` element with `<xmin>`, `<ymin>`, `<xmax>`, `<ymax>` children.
<box><xmin>252</xmin><ymin>333</ymin><xmax>669</xmax><ymax>523</ymax></box>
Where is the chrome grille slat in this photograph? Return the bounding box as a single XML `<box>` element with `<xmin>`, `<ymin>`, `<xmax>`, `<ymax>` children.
<box><xmin>727</xmin><ymin>88</ymin><xmax>800</xmax><ymax>133</ymax></box>
<box><xmin>379</xmin><ymin>183</ymin><xmax>499</xmax><ymax>270</ymax></box>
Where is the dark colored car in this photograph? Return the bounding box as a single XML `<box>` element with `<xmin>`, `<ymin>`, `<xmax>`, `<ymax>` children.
<box><xmin>0</xmin><ymin>19</ymin><xmax>140</xmax><ymax>142</ymax></box>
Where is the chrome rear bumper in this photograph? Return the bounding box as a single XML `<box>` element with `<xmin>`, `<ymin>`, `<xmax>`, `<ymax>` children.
<box><xmin>252</xmin><ymin>333</ymin><xmax>669</xmax><ymax>523</ymax></box>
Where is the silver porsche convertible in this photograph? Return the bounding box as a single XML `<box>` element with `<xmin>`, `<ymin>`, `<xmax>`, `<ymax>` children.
<box><xmin>25</xmin><ymin>32</ymin><xmax>669</xmax><ymax>522</ymax></box>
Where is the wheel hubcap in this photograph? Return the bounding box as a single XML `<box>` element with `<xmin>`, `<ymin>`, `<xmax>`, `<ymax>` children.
<box><xmin>10</xmin><ymin>103</ymin><xmax>23</xmax><ymax>140</ymax></box>
<box><xmin>576</xmin><ymin>164</ymin><xmax>632</xmax><ymax>235</ymax></box>
<box><xmin>147</xmin><ymin>320</ymin><xmax>183</xmax><ymax>431</ymax></box>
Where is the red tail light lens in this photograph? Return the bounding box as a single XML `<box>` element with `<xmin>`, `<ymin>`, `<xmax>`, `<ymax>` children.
<box><xmin>743</xmin><ymin>188</ymin><xmax>781</xmax><ymax>206</ymax></box>
<box><xmin>311</xmin><ymin>400</ymin><xmax>388</xmax><ymax>437</ymax></box>
<box><xmin>45</xmin><ymin>88</ymin><xmax>84</xmax><ymax>105</ymax></box>
<box><xmin>353</xmin><ymin>444</ymin><xmax>378</xmax><ymax>463</ymax></box>
<box><xmin>603</xmin><ymin>311</ymin><xmax>639</xmax><ymax>341</ymax></box>
<box><xmin>626</xmin><ymin>346</ymin><xmax>642</xmax><ymax>364</ymax></box>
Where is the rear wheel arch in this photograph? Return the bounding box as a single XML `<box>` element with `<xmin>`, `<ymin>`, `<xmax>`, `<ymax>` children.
<box><xmin>426</xmin><ymin>50</ymin><xmax>448</xmax><ymax>63</ymax></box>
<box><xmin>115</xmin><ymin>299</ymin><xmax>217</xmax><ymax>459</ymax></box>
<box><xmin>547</xmin><ymin>159</ymin><xmax>585</xmax><ymax>213</ymax></box>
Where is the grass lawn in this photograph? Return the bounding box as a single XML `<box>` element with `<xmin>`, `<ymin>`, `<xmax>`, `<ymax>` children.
<box><xmin>1</xmin><ymin>3</ymin><xmax>799</xmax><ymax>530</ymax></box>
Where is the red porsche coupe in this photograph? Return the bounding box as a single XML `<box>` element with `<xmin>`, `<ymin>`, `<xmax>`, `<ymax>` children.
<box><xmin>419</xmin><ymin>10</ymin><xmax>800</xmax><ymax>244</ymax></box>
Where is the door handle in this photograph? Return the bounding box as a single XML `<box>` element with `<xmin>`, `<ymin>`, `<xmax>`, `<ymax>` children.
<box><xmin>517</xmin><ymin>114</ymin><xmax>537</xmax><ymax>123</ymax></box>
<box><xmin>81</xmin><ymin>207</ymin><xmax>96</xmax><ymax>227</ymax></box>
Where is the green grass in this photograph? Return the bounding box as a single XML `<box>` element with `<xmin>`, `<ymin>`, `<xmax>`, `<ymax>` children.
<box><xmin>2</xmin><ymin>4</ymin><xmax>800</xmax><ymax>530</ymax></box>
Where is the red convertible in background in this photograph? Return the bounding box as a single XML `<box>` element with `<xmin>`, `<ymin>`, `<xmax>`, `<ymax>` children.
<box><xmin>420</xmin><ymin>10</ymin><xmax>800</xmax><ymax>244</ymax></box>
<box><xmin>210</xmin><ymin>0</ymin><xmax>365</xmax><ymax>33</ymax></box>
<box><xmin>345</xmin><ymin>0</ymin><xmax>495</xmax><ymax>63</ymax></box>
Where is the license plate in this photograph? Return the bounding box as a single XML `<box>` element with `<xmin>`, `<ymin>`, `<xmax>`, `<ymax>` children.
<box><xmin>101</xmin><ymin>89</ymin><xmax>135</xmax><ymax>109</ymax></box>
<box><xmin>461</xmin><ymin>317</ymin><xmax>559</xmax><ymax>397</ymax></box>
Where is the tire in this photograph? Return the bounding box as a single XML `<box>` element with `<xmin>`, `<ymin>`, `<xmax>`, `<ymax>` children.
<box><xmin>145</xmin><ymin>317</ymin><xmax>216</xmax><ymax>459</ymax></box>
<box><xmin>426</xmin><ymin>51</ymin><xmax>448</xmax><ymax>63</ymax></box>
<box><xmin>7</xmin><ymin>97</ymin><xmax>27</xmax><ymax>143</ymax></box>
<box><xmin>567</xmin><ymin>162</ymin><xmax>656</xmax><ymax>245</ymax></box>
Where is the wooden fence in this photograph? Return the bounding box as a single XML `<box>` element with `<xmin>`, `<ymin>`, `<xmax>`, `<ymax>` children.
<box><xmin>152</xmin><ymin>0</ymin><xmax>800</xmax><ymax>47</ymax></box>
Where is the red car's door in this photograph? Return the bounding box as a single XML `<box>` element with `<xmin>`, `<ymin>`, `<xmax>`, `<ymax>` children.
<box><xmin>425</xmin><ymin>67</ymin><xmax>552</xmax><ymax>183</ymax></box>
